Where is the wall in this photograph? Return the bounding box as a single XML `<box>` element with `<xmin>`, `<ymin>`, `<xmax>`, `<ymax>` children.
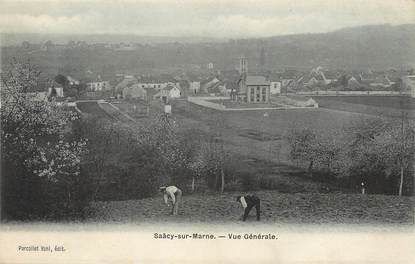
<box><xmin>296</xmin><ymin>91</ymin><xmax>407</xmax><ymax>96</ymax></box>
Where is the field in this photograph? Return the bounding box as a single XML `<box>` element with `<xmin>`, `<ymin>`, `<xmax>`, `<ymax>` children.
<box><xmin>77</xmin><ymin>101</ymin><xmax>115</xmax><ymax>120</ymax></box>
<box><xmin>85</xmin><ymin>190</ymin><xmax>414</xmax><ymax>225</ymax></box>
<box><xmin>170</xmin><ymin>99</ymin><xmax>363</xmax><ymax>164</ymax></box>
<box><xmin>75</xmin><ymin>98</ymin><xmax>412</xmax><ymax>186</ymax></box>
<box><xmin>315</xmin><ymin>96</ymin><xmax>415</xmax><ymax>118</ymax></box>
<box><xmin>73</xmin><ymin>97</ymin><xmax>415</xmax><ymax>225</ymax></box>
<box><xmin>316</xmin><ymin>96</ymin><xmax>415</xmax><ymax>110</ymax></box>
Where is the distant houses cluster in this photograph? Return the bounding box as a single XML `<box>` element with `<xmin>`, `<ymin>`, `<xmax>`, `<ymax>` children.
<box><xmin>14</xmin><ymin>40</ymin><xmax>415</xmax><ymax>102</ymax></box>
<box><xmin>282</xmin><ymin>67</ymin><xmax>410</xmax><ymax>93</ymax></box>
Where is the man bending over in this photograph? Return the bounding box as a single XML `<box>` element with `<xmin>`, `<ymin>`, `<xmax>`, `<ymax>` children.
<box><xmin>160</xmin><ymin>185</ymin><xmax>182</xmax><ymax>215</ymax></box>
<box><xmin>236</xmin><ymin>195</ymin><xmax>260</xmax><ymax>221</ymax></box>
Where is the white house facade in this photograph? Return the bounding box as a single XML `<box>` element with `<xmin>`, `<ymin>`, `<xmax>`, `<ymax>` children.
<box><xmin>270</xmin><ymin>81</ymin><xmax>281</xmax><ymax>95</ymax></box>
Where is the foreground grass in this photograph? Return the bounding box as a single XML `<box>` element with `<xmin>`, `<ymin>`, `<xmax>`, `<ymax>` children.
<box><xmin>86</xmin><ymin>191</ymin><xmax>414</xmax><ymax>225</ymax></box>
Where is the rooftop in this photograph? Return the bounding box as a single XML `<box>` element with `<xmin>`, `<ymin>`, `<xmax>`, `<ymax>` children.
<box><xmin>245</xmin><ymin>75</ymin><xmax>270</xmax><ymax>86</ymax></box>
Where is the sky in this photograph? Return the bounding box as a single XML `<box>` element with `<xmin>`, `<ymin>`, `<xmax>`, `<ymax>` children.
<box><xmin>0</xmin><ymin>0</ymin><xmax>414</xmax><ymax>38</ymax></box>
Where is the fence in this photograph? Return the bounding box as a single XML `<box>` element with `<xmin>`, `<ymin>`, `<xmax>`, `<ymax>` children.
<box><xmin>295</xmin><ymin>91</ymin><xmax>408</xmax><ymax>96</ymax></box>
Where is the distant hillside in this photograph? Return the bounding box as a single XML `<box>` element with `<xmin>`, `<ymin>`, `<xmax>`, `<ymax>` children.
<box><xmin>0</xmin><ymin>33</ymin><xmax>226</xmax><ymax>46</ymax></box>
<box><xmin>1</xmin><ymin>24</ymin><xmax>414</xmax><ymax>71</ymax></box>
<box><xmin>216</xmin><ymin>24</ymin><xmax>415</xmax><ymax>70</ymax></box>
<box><xmin>258</xmin><ymin>24</ymin><xmax>415</xmax><ymax>70</ymax></box>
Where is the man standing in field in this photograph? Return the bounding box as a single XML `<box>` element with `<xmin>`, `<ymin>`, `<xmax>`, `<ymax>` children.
<box><xmin>236</xmin><ymin>195</ymin><xmax>261</xmax><ymax>221</ymax></box>
<box><xmin>160</xmin><ymin>185</ymin><xmax>182</xmax><ymax>215</ymax></box>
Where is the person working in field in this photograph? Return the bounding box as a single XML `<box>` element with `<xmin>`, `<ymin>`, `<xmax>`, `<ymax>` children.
<box><xmin>160</xmin><ymin>185</ymin><xmax>182</xmax><ymax>215</ymax></box>
<box><xmin>236</xmin><ymin>194</ymin><xmax>261</xmax><ymax>221</ymax></box>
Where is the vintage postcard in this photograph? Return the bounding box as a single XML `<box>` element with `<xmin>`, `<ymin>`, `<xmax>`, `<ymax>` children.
<box><xmin>0</xmin><ymin>0</ymin><xmax>414</xmax><ymax>263</ymax></box>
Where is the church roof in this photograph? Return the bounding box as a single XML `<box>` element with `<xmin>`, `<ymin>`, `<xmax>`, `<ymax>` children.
<box><xmin>245</xmin><ymin>75</ymin><xmax>270</xmax><ymax>86</ymax></box>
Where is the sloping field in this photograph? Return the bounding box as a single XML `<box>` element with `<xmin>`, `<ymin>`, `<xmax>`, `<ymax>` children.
<box><xmin>86</xmin><ymin>191</ymin><xmax>414</xmax><ymax>225</ymax></box>
<box><xmin>316</xmin><ymin>96</ymin><xmax>415</xmax><ymax>110</ymax></box>
<box><xmin>315</xmin><ymin>96</ymin><xmax>415</xmax><ymax>118</ymax></box>
<box><xmin>160</xmin><ymin>99</ymin><xmax>366</xmax><ymax>166</ymax></box>
<box><xmin>98</xmin><ymin>102</ymin><xmax>136</xmax><ymax>123</ymax></box>
<box><xmin>76</xmin><ymin>101</ymin><xmax>115</xmax><ymax>120</ymax></box>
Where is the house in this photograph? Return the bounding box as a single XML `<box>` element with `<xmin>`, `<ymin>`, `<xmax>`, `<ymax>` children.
<box><xmin>167</xmin><ymin>85</ymin><xmax>181</xmax><ymax>98</ymax></box>
<box><xmin>235</xmin><ymin>75</ymin><xmax>271</xmax><ymax>103</ymax></box>
<box><xmin>279</xmin><ymin>69</ymin><xmax>299</xmax><ymax>91</ymax></box>
<box><xmin>270</xmin><ymin>81</ymin><xmax>281</xmax><ymax>94</ymax></box>
<box><xmin>335</xmin><ymin>74</ymin><xmax>365</xmax><ymax>90</ymax></box>
<box><xmin>86</xmin><ymin>80</ymin><xmax>111</xmax><ymax>91</ymax></box>
<box><xmin>199</xmin><ymin>76</ymin><xmax>228</xmax><ymax>96</ymax></box>
<box><xmin>115</xmin><ymin>75</ymin><xmax>138</xmax><ymax>96</ymax></box>
<box><xmin>359</xmin><ymin>71</ymin><xmax>377</xmax><ymax>83</ymax></box>
<box><xmin>86</xmin><ymin>75</ymin><xmax>111</xmax><ymax>92</ymax></box>
<box><xmin>136</xmin><ymin>82</ymin><xmax>169</xmax><ymax>90</ymax></box>
<box><xmin>134</xmin><ymin>75</ymin><xmax>178</xmax><ymax>91</ymax></box>
<box><xmin>281</xmin><ymin>78</ymin><xmax>294</xmax><ymax>87</ymax></box>
<box><xmin>368</xmin><ymin>75</ymin><xmax>395</xmax><ymax>89</ymax></box>
<box><xmin>267</xmin><ymin>73</ymin><xmax>282</xmax><ymax>95</ymax></box>
<box><xmin>122</xmin><ymin>83</ymin><xmax>147</xmax><ymax>100</ymax></box>
<box><xmin>402</xmin><ymin>75</ymin><xmax>415</xmax><ymax>97</ymax></box>
<box><xmin>346</xmin><ymin>75</ymin><xmax>364</xmax><ymax>90</ymax></box>
<box><xmin>301</xmin><ymin>67</ymin><xmax>329</xmax><ymax>88</ymax></box>
<box><xmin>199</xmin><ymin>77</ymin><xmax>220</xmax><ymax>94</ymax></box>
<box><xmin>323</xmin><ymin>71</ymin><xmax>339</xmax><ymax>84</ymax></box>
<box><xmin>48</xmin><ymin>87</ymin><xmax>64</xmax><ymax>98</ymax></box>
<box><xmin>154</xmin><ymin>84</ymin><xmax>181</xmax><ymax>103</ymax></box>
<box><xmin>208</xmin><ymin>81</ymin><xmax>227</xmax><ymax>96</ymax></box>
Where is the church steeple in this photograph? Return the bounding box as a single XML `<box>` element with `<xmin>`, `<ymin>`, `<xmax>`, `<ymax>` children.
<box><xmin>239</xmin><ymin>56</ymin><xmax>248</xmax><ymax>75</ymax></box>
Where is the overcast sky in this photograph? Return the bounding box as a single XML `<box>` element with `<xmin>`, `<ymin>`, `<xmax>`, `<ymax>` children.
<box><xmin>0</xmin><ymin>0</ymin><xmax>414</xmax><ymax>38</ymax></box>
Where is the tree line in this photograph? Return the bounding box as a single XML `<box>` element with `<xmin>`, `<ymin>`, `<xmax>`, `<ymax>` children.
<box><xmin>286</xmin><ymin>115</ymin><xmax>414</xmax><ymax>195</ymax></box>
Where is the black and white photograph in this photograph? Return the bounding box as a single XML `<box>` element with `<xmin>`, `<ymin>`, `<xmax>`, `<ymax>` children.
<box><xmin>0</xmin><ymin>0</ymin><xmax>414</xmax><ymax>263</ymax></box>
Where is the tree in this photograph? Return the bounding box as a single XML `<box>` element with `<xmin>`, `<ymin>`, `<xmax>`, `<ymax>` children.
<box><xmin>1</xmin><ymin>60</ymin><xmax>88</xmax><ymax>220</ymax></box>
<box><xmin>293</xmin><ymin>115</ymin><xmax>415</xmax><ymax>195</ymax></box>
<box><xmin>55</xmin><ymin>74</ymin><xmax>80</xmax><ymax>98</ymax></box>
<box><xmin>370</xmin><ymin>113</ymin><xmax>414</xmax><ymax>195</ymax></box>
<box><xmin>286</xmin><ymin>128</ymin><xmax>342</xmax><ymax>179</ymax></box>
<box><xmin>286</xmin><ymin>128</ymin><xmax>317</xmax><ymax>176</ymax></box>
<box><xmin>54</xmin><ymin>74</ymin><xmax>70</xmax><ymax>87</ymax></box>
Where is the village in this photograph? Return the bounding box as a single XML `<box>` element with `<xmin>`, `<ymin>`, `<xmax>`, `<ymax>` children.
<box><xmin>1</xmin><ymin>26</ymin><xmax>415</xmax><ymax>227</ymax></box>
<box><xmin>20</xmin><ymin>42</ymin><xmax>415</xmax><ymax>112</ymax></box>
<box><xmin>2</xmin><ymin>0</ymin><xmax>415</xmax><ymax>262</ymax></box>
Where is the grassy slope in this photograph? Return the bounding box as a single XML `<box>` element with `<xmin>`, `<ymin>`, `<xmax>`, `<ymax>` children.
<box><xmin>86</xmin><ymin>191</ymin><xmax>414</xmax><ymax>225</ymax></box>
<box><xmin>316</xmin><ymin>96</ymin><xmax>415</xmax><ymax>110</ymax></box>
<box><xmin>315</xmin><ymin>96</ymin><xmax>415</xmax><ymax>119</ymax></box>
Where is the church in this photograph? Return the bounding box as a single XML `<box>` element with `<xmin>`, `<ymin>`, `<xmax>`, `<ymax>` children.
<box><xmin>231</xmin><ymin>57</ymin><xmax>271</xmax><ymax>103</ymax></box>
